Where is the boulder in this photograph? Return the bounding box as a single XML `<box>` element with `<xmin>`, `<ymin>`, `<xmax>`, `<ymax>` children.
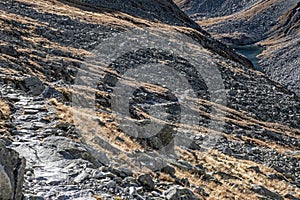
<box><xmin>251</xmin><ymin>185</ymin><xmax>284</xmax><ymax>200</ymax></box>
<box><xmin>137</xmin><ymin>174</ymin><xmax>155</xmax><ymax>190</ymax></box>
<box><xmin>40</xmin><ymin>86</ymin><xmax>63</xmax><ymax>99</ymax></box>
<box><xmin>145</xmin><ymin>124</ymin><xmax>175</xmax><ymax>154</ymax></box>
<box><xmin>0</xmin><ymin>140</ymin><xmax>26</xmax><ymax>200</ymax></box>
<box><xmin>160</xmin><ymin>165</ymin><xmax>176</xmax><ymax>177</ymax></box>
<box><xmin>19</xmin><ymin>76</ymin><xmax>45</xmax><ymax>96</ymax></box>
<box><xmin>45</xmin><ymin>136</ymin><xmax>107</xmax><ymax>168</ymax></box>
<box><xmin>164</xmin><ymin>186</ymin><xmax>199</xmax><ymax>200</ymax></box>
<box><xmin>0</xmin><ymin>45</ymin><xmax>19</xmax><ymax>57</ymax></box>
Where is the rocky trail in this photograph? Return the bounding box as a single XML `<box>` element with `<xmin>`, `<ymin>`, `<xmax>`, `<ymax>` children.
<box><xmin>1</xmin><ymin>86</ymin><xmax>103</xmax><ymax>199</ymax></box>
<box><xmin>1</xmin><ymin>83</ymin><xmax>200</xmax><ymax>200</ymax></box>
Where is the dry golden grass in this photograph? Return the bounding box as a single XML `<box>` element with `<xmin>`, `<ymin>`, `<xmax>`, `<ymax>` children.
<box><xmin>0</xmin><ymin>8</ymin><xmax>93</xmax><ymax>82</ymax></box>
<box><xmin>157</xmin><ymin>172</ymin><xmax>175</xmax><ymax>182</ymax></box>
<box><xmin>49</xmin><ymin>97</ymin><xmax>146</xmax><ymax>168</ymax></box>
<box><xmin>49</xmin><ymin>84</ymin><xmax>300</xmax><ymax>198</ymax></box>
<box><xmin>49</xmin><ymin>98</ymin><xmax>74</xmax><ymax>123</ymax></box>
<box><xmin>0</xmin><ymin>57</ymin><xmax>21</xmax><ymax>76</ymax></box>
<box><xmin>92</xmin><ymin>195</ymin><xmax>104</xmax><ymax>200</ymax></box>
<box><xmin>258</xmin><ymin>35</ymin><xmax>297</xmax><ymax>59</ymax></box>
<box><xmin>50</xmin><ymin>56</ymin><xmax>300</xmax><ymax>164</ymax></box>
<box><xmin>0</xmin><ymin>99</ymin><xmax>11</xmax><ymax>135</ymax></box>
<box><xmin>201</xmin><ymin>96</ymin><xmax>299</xmax><ymax>135</ymax></box>
<box><xmin>0</xmin><ymin>99</ymin><xmax>10</xmax><ymax>120</ymax></box>
<box><xmin>175</xmin><ymin>148</ymin><xmax>300</xmax><ymax>199</ymax></box>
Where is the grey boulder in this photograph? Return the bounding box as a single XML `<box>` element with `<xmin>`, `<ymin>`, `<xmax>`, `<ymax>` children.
<box><xmin>164</xmin><ymin>186</ymin><xmax>199</xmax><ymax>200</ymax></box>
<box><xmin>0</xmin><ymin>140</ymin><xmax>26</xmax><ymax>200</ymax></box>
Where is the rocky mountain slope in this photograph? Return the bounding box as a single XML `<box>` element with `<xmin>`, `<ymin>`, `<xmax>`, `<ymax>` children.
<box><xmin>174</xmin><ymin>0</ymin><xmax>261</xmax><ymax>19</ymax></box>
<box><xmin>0</xmin><ymin>0</ymin><xmax>300</xmax><ymax>199</ymax></box>
<box><xmin>175</xmin><ymin>0</ymin><xmax>300</xmax><ymax>97</ymax></box>
<box><xmin>259</xmin><ymin>2</ymin><xmax>300</xmax><ymax>98</ymax></box>
<box><xmin>174</xmin><ymin>0</ymin><xmax>298</xmax><ymax>44</ymax></box>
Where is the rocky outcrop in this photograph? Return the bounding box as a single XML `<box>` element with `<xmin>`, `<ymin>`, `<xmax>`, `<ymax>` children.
<box><xmin>0</xmin><ymin>140</ymin><xmax>26</xmax><ymax>200</ymax></box>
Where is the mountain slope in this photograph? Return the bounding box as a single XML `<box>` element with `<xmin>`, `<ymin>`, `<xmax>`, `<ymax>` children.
<box><xmin>175</xmin><ymin>0</ymin><xmax>300</xmax><ymax>97</ymax></box>
<box><xmin>259</xmin><ymin>2</ymin><xmax>300</xmax><ymax>97</ymax></box>
<box><xmin>175</xmin><ymin>0</ymin><xmax>260</xmax><ymax>19</ymax></box>
<box><xmin>0</xmin><ymin>0</ymin><xmax>299</xmax><ymax>199</ymax></box>
<box><xmin>175</xmin><ymin>0</ymin><xmax>298</xmax><ymax>44</ymax></box>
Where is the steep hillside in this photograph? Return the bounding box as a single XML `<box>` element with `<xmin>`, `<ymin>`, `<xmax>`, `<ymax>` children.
<box><xmin>61</xmin><ymin>0</ymin><xmax>206</xmax><ymax>33</ymax></box>
<box><xmin>259</xmin><ymin>2</ymin><xmax>300</xmax><ymax>97</ymax></box>
<box><xmin>175</xmin><ymin>0</ymin><xmax>260</xmax><ymax>19</ymax></box>
<box><xmin>0</xmin><ymin>0</ymin><xmax>300</xmax><ymax>199</ymax></box>
<box><xmin>175</xmin><ymin>0</ymin><xmax>298</xmax><ymax>44</ymax></box>
<box><xmin>175</xmin><ymin>0</ymin><xmax>300</xmax><ymax>97</ymax></box>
